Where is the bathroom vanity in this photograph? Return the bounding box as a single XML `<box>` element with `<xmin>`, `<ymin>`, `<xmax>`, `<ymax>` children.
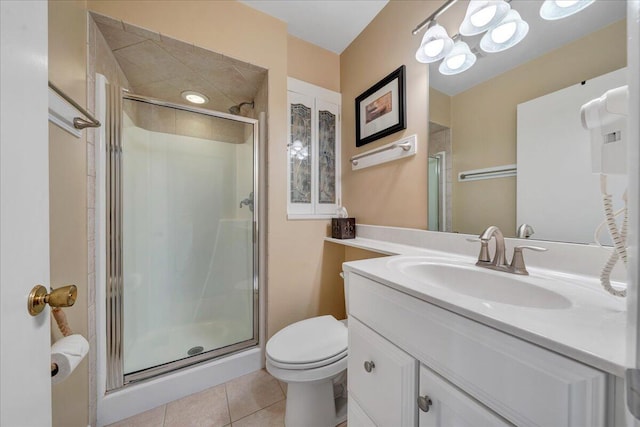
<box><xmin>331</xmin><ymin>226</ymin><xmax>629</xmax><ymax>427</ymax></box>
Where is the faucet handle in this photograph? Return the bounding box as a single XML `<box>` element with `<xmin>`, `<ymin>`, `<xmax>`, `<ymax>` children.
<box><xmin>466</xmin><ymin>238</ymin><xmax>491</xmax><ymax>265</ymax></box>
<box><xmin>510</xmin><ymin>245</ymin><xmax>548</xmax><ymax>275</ymax></box>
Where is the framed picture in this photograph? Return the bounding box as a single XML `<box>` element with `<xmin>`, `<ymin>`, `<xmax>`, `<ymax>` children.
<box><xmin>355</xmin><ymin>65</ymin><xmax>406</xmax><ymax>147</ymax></box>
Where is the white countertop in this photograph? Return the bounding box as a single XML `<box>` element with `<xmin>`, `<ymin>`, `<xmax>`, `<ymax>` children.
<box><xmin>327</xmin><ymin>235</ymin><xmax>629</xmax><ymax>377</ymax></box>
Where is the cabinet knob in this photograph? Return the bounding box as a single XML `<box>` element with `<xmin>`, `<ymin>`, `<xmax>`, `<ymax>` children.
<box><xmin>417</xmin><ymin>395</ymin><xmax>433</xmax><ymax>413</ymax></box>
<box><xmin>363</xmin><ymin>360</ymin><xmax>375</xmax><ymax>373</ymax></box>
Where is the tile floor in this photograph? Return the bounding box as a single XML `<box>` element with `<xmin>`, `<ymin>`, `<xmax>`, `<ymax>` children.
<box><xmin>108</xmin><ymin>369</ymin><xmax>348</xmax><ymax>427</ymax></box>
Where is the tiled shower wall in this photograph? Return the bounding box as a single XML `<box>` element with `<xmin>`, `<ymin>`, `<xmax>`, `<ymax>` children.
<box><xmin>86</xmin><ymin>13</ymin><xmax>131</xmax><ymax>426</ymax></box>
<box><xmin>124</xmin><ymin>101</ymin><xmax>247</xmax><ymax>143</ymax></box>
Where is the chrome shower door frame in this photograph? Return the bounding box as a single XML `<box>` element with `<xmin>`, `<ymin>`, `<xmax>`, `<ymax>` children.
<box><xmin>106</xmin><ymin>89</ymin><xmax>260</xmax><ymax>390</ymax></box>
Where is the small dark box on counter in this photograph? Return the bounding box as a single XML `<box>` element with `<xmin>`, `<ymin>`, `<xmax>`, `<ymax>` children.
<box><xmin>331</xmin><ymin>218</ymin><xmax>356</xmax><ymax>239</ymax></box>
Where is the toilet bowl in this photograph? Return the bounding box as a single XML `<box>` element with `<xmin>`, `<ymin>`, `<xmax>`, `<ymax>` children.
<box><xmin>266</xmin><ymin>315</ymin><xmax>348</xmax><ymax>427</ymax></box>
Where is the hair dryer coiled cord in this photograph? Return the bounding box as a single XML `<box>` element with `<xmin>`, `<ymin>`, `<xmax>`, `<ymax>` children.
<box><xmin>596</xmin><ymin>175</ymin><xmax>627</xmax><ymax>297</ymax></box>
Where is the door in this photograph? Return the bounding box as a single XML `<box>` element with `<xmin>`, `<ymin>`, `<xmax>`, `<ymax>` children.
<box><xmin>114</xmin><ymin>96</ymin><xmax>259</xmax><ymax>384</ymax></box>
<box><xmin>0</xmin><ymin>1</ymin><xmax>52</xmax><ymax>425</ymax></box>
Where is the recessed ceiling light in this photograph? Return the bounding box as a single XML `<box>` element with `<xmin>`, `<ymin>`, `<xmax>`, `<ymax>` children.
<box><xmin>181</xmin><ymin>90</ymin><xmax>209</xmax><ymax>105</ymax></box>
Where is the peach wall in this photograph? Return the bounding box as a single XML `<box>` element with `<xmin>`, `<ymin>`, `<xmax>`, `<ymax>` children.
<box><xmin>89</xmin><ymin>1</ymin><xmax>286</xmax><ymax>69</ymax></box>
<box><xmin>48</xmin><ymin>2</ymin><xmax>89</xmax><ymax>427</ymax></box>
<box><xmin>288</xmin><ymin>35</ymin><xmax>340</xmax><ymax>92</ymax></box>
<box><xmin>281</xmin><ymin>35</ymin><xmax>345</xmax><ymax>326</ymax></box>
<box><xmin>340</xmin><ymin>1</ymin><xmax>440</xmax><ymax>229</ymax></box>
<box><xmin>344</xmin><ymin>246</ymin><xmax>386</xmax><ymax>262</ymax></box>
<box><xmin>429</xmin><ymin>88</ymin><xmax>451</xmax><ymax>128</ymax></box>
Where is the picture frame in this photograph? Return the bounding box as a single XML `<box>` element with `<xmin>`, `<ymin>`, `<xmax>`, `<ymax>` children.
<box><xmin>355</xmin><ymin>65</ymin><xmax>406</xmax><ymax>147</ymax></box>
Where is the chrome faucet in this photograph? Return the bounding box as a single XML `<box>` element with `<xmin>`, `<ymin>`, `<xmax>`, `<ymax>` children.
<box><xmin>509</xmin><ymin>245</ymin><xmax>548</xmax><ymax>275</ymax></box>
<box><xmin>471</xmin><ymin>226</ymin><xmax>548</xmax><ymax>275</ymax></box>
<box><xmin>516</xmin><ymin>223</ymin><xmax>535</xmax><ymax>239</ymax></box>
<box><xmin>478</xmin><ymin>225</ymin><xmax>508</xmax><ymax>270</ymax></box>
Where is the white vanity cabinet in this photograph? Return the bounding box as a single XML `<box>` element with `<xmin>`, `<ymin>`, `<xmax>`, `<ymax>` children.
<box><xmin>346</xmin><ymin>271</ymin><xmax>609</xmax><ymax>427</ymax></box>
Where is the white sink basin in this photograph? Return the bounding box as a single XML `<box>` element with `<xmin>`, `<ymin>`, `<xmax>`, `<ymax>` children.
<box><xmin>390</xmin><ymin>258</ymin><xmax>572</xmax><ymax>310</ymax></box>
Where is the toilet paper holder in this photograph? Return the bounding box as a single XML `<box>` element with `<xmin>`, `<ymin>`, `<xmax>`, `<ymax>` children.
<box><xmin>27</xmin><ymin>284</ymin><xmax>77</xmax><ymax>316</ymax></box>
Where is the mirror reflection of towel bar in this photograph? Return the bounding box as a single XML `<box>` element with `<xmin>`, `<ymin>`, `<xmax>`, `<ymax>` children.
<box><xmin>458</xmin><ymin>165</ymin><xmax>517</xmax><ymax>182</ymax></box>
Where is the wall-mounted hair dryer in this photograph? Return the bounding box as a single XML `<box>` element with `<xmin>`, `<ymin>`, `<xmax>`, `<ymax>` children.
<box><xmin>580</xmin><ymin>85</ymin><xmax>629</xmax><ymax>297</ymax></box>
<box><xmin>580</xmin><ymin>85</ymin><xmax>628</xmax><ymax>175</ymax></box>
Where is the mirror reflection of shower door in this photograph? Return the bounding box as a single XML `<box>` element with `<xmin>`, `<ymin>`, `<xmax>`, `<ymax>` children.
<box><xmin>118</xmin><ymin>97</ymin><xmax>258</xmax><ymax>382</ymax></box>
<box><xmin>428</xmin><ymin>156</ymin><xmax>440</xmax><ymax>231</ymax></box>
<box><xmin>428</xmin><ymin>151</ymin><xmax>448</xmax><ymax>232</ymax></box>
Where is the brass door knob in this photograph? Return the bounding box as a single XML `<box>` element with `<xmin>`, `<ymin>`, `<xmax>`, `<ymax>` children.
<box><xmin>28</xmin><ymin>284</ymin><xmax>77</xmax><ymax>316</ymax></box>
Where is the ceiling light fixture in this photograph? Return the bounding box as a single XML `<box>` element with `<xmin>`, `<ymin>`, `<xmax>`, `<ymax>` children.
<box><xmin>181</xmin><ymin>90</ymin><xmax>209</xmax><ymax>105</ymax></box>
<box><xmin>540</xmin><ymin>0</ymin><xmax>595</xmax><ymax>20</ymax></box>
<box><xmin>439</xmin><ymin>41</ymin><xmax>477</xmax><ymax>75</ymax></box>
<box><xmin>415</xmin><ymin>23</ymin><xmax>454</xmax><ymax>64</ymax></box>
<box><xmin>411</xmin><ymin>0</ymin><xmax>539</xmax><ymax>76</ymax></box>
<box><xmin>459</xmin><ymin>0</ymin><xmax>511</xmax><ymax>36</ymax></box>
<box><xmin>480</xmin><ymin>9</ymin><xmax>529</xmax><ymax>53</ymax></box>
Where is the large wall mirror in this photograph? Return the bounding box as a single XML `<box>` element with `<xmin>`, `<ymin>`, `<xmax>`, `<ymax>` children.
<box><xmin>427</xmin><ymin>1</ymin><xmax>626</xmax><ymax>244</ymax></box>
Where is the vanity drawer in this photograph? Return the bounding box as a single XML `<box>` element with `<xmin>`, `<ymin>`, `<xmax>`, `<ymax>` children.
<box><xmin>348</xmin><ymin>317</ymin><xmax>417</xmax><ymax>427</ymax></box>
<box><xmin>348</xmin><ymin>272</ymin><xmax>606</xmax><ymax>427</ymax></box>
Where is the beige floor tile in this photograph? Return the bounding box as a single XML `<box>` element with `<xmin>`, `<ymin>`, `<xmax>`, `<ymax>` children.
<box><xmin>231</xmin><ymin>400</ymin><xmax>285</xmax><ymax>427</ymax></box>
<box><xmin>226</xmin><ymin>369</ymin><xmax>285</xmax><ymax>421</ymax></box>
<box><xmin>164</xmin><ymin>384</ymin><xmax>230</xmax><ymax>427</ymax></box>
<box><xmin>278</xmin><ymin>381</ymin><xmax>287</xmax><ymax>396</ymax></box>
<box><xmin>106</xmin><ymin>405</ymin><xmax>166</xmax><ymax>427</ymax></box>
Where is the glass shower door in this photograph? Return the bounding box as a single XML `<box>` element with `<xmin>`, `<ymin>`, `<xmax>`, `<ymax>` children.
<box><xmin>119</xmin><ymin>97</ymin><xmax>257</xmax><ymax>382</ymax></box>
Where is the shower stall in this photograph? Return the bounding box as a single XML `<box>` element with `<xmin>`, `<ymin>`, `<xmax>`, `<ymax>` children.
<box><xmin>96</xmin><ymin>74</ymin><xmax>262</xmax><ymax>422</ymax></box>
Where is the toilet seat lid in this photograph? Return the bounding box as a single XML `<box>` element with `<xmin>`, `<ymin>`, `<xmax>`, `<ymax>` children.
<box><xmin>267</xmin><ymin>315</ymin><xmax>347</xmax><ymax>365</ymax></box>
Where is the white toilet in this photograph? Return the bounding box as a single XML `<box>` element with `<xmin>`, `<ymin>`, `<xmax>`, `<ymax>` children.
<box><xmin>266</xmin><ymin>314</ymin><xmax>348</xmax><ymax>427</ymax></box>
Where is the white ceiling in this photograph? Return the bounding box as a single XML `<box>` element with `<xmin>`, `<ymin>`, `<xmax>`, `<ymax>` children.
<box><xmin>239</xmin><ymin>0</ymin><xmax>389</xmax><ymax>54</ymax></box>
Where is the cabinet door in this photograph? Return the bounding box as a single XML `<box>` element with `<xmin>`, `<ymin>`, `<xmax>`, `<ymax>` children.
<box><xmin>349</xmin><ymin>317</ymin><xmax>417</xmax><ymax>427</ymax></box>
<box><xmin>419</xmin><ymin>365</ymin><xmax>512</xmax><ymax>427</ymax></box>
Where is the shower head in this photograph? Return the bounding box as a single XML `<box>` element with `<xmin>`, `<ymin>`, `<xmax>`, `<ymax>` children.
<box><xmin>229</xmin><ymin>101</ymin><xmax>254</xmax><ymax>115</ymax></box>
